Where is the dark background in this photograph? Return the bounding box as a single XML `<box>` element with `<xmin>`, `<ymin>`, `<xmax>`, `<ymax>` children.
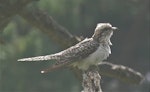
<box><xmin>0</xmin><ymin>0</ymin><xmax>149</xmax><ymax>92</ymax></box>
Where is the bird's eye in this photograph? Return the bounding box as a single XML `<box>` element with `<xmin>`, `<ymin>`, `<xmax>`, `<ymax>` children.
<box><xmin>101</xmin><ymin>28</ymin><xmax>110</xmax><ymax>33</ymax></box>
<box><xmin>103</xmin><ymin>27</ymin><xmax>111</xmax><ymax>31</ymax></box>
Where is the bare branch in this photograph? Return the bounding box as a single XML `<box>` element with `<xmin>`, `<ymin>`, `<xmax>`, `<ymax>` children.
<box><xmin>80</xmin><ymin>61</ymin><xmax>144</xmax><ymax>92</ymax></box>
<box><xmin>19</xmin><ymin>8</ymin><xmax>81</xmax><ymax>47</ymax></box>
<box><xmin>97</xmin><ymin>62</ymin><xmax>144</xmax><ymax>85</ymax></box>
<box><xmin>82</xmin><ymin>70</ymin><xmax>102</xmax><ymax>92</ymax></box>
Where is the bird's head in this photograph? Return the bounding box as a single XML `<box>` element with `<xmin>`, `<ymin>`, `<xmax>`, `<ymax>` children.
<box><xmin>92</xmin><ymin>23</ymin><xmax>118</xmax><ymax>45</ymax></box>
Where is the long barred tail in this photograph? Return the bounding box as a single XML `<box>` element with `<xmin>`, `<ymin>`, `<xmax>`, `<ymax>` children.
<box><xmin>18</xmin><ymin>54</ymin><xmax>60</xmax><ymax>61</ymax></box>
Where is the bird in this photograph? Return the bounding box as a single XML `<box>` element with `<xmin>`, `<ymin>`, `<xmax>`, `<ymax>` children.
<box><xmin>18</xmin><ymin>23</ymin><xmax>118</xmax><ymax>73</ymax></box>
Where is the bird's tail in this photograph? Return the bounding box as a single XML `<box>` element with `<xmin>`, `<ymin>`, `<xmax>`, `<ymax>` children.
<box><xmin>18</xmin><ymin>54</ymin><xmax>61</xmax><ymax>62</ymax></box>
<box><xmin>41</xmin><ymin>60</ymin><xmax>70</xmax><ymax>73</ymax></box>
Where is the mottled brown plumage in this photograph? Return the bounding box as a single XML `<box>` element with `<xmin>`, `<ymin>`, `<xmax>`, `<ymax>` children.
<box><xmin>18</xmin><ymin>23</ymin><xmax>118</xmax><ymax>73</ymax></box>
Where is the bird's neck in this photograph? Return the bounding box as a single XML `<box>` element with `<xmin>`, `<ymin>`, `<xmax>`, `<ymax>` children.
<box><xmin>93</xmin><ymin>36</ymin><xmax>112</xmax><ymax>45</ymax></box>
<box><xmin>93</xmin><ymin>32</ymin><xmax>113</xmax><ymax>45</ymax></box>
<box><xmin>100</xmin><ymin>36</ymin><xmax>112</xmax><ymax>45</ymax></box>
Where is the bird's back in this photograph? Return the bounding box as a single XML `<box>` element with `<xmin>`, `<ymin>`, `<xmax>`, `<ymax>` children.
<box><xmin>18</xmin><ymin>38</ymin><xmax>99</xmax><ymax>62</ymax></box>
<box><xmin>54</xmin><ymin>38</ymin><xmax>100</xmax><ymax>62</ymax></box>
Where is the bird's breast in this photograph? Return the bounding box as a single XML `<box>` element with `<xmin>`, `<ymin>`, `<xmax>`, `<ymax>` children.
<box><xmin>71</xmin><ymin>44</ymin><xmax>111</xmax><ymax>70</ymax></box>
<box><xmin>84</xmin><ymin>44</ymin><xmax>110</xmax><ymax>63</ymax></box>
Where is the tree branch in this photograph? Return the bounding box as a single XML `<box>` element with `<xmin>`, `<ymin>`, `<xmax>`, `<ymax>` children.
<box><xmin>97</xmin><ymin>62</ymin><xmax>144</xmax><ymax>84</ymax></box>
<box><xmin>19</xmin><ymin>7</ymin><xmax>81</xmax><ymax>47</ymax></box>
<box><xmin>82</xmin><ymin>70</ymin><xmax>102</xmax><ymax>92</ymax></box>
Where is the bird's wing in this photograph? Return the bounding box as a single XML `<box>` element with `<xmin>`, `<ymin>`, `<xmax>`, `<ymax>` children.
<box><xmin>18</xmin><ymin>38</ymin><xmax>98</xmax><ymax>62</ymax></box>
<box><xmin>58</xmin><ymin>38</ymin><xmax>99</xmax><ymax>62</ymax></box>
<box><xmin>18</xmin><ymin>38</ymin><xmax>99</xmax><ymax>73</ymax></box>
<box><xmin>41</xmin><ymin>38</ymin><xmax>99</xmax><ymax>73</ymax></box>
<box><xmin>41</xmin><ymin>60</ymin><xmax>69</xmax><ymax>73</ymax></box>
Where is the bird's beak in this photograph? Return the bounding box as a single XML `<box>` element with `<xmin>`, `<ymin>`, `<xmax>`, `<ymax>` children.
<box><xmin>112</xmin><ymin>27</ymin><xmax>119</xmax><ymax>31</ymax></box>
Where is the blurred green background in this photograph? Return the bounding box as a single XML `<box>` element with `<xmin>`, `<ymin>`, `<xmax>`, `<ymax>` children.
<box><xmin>0</xmin><ymin>0</ymin><xmax>149</xmax><ymax>92</ymax></box>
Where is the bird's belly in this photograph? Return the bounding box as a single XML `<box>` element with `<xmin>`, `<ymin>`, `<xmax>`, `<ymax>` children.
<box><xmin>71</xmin><ymin>45</ymin><xmax>110</xmax><ymax>70</ymax></box>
